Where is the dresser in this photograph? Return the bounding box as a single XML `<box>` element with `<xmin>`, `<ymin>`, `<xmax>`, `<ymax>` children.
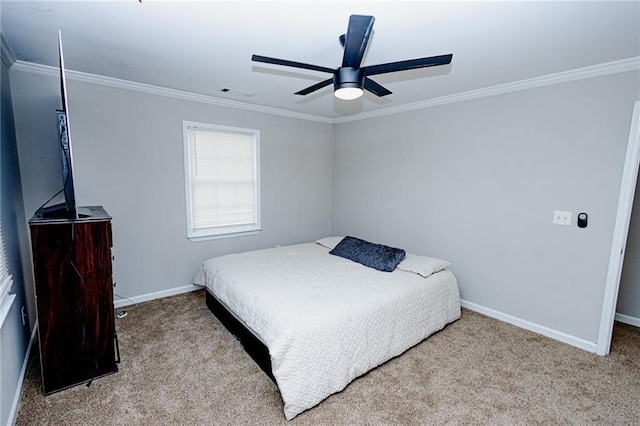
<box><xmin>29</xmin><ymin>206</ymin><xmax>118</xmax><ymax>394</ymax></box>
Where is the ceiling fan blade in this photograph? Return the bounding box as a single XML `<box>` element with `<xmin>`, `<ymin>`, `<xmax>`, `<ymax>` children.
<box><xmin>295</xmin><ymin>78</ymin><xmax>334</xmax><ymax>96</ymax></box>
<box><xmin>252</xmin><ymin>54</ymin><xmax>335</xmax><ymax>74</ymax></box>
<box><xmin>342</xmin><ymin>15</ymin><xmax>375</xmax><ymax>68</ymax></box>
<box><xmin>363</xmin><ymin>54</ymin><xmax>453</xmax><ymax>76</ymax></box>
<box><xmin>364</xmin><ymin>77</ymin><xmax>392</xmax><ymax>97</ymax></box>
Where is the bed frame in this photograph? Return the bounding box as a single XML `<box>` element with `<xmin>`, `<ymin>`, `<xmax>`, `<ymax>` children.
<box><xmin>205</xmin><ymin>289</ymin><xmax>276</xmax><ymax>383</ymax></box>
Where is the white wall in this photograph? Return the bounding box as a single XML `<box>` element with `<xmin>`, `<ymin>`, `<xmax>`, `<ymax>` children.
<box><xmin>333</xmin><ymin>72</ymin><xmax>640</xmax><ymax>345</ymax></box>
<box><xmin>7</xmin><ymin>55</ymin><xmax>640</xmax><ymax>355</ymax></box>
<box><xmin>1</xmin><ymin>50</ymin><xmax>33</xmax><ymax>426</ymax></box>
<box><xmin>10</xmin><ymin>70</ymin><xmax>334</xmax><ymax>302</ymax></box>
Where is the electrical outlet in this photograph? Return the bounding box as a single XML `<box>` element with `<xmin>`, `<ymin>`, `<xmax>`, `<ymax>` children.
<box><xmin>552</xmin><ymin>210</ymin><xmax>572</xmax><ymax>226</ymax></box>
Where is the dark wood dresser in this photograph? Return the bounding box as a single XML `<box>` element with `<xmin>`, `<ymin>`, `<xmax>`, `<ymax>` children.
<box><xmin>29</xmin><ymin>206</ymin><xmax>118</xmax><ymax>394</ymax></box>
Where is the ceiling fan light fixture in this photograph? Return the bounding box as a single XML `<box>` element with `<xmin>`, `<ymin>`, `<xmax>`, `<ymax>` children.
<box><xmin>333</xmin><ymin>67</ymin><xmax>364</xmax><ymax>100</ymax></box>
<box><xmin>334</xmin><ymin>86</ymin><xmax>364</xmax><ymax>100</ymax></box>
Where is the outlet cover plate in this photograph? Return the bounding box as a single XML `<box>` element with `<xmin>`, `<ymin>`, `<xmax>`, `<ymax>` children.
<box><xmin>553</xmin><ymin>210</ymin><xmax>572</xmax><ymax>226</ymax></box>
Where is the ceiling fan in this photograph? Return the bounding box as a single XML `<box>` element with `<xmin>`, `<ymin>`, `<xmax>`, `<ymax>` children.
<box><xmin>251</xmin><ymin>15</ymin><xmax>453</xmax><ymax>101</ymax></box>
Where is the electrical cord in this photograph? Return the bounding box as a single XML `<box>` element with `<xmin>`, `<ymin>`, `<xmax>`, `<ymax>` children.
<box><xmin>34</xmin><ymin>112</ymin><xmax>72</xmax><ymax>215</ymax></box>
<box><xmin>35</xmin><ymin>188</ymin><xmax>63</xmax><ymax>212</ymax></box>
<box><xmin>114</xmin><ymin>292</ymin><xmax>136</xmax><ymax>318</ymax></box>
<box><xmin>114</xmin><ymin>292</ymin><xmax>136</xmax><ymax>306</ymax></box>
<box><xmin>70</xmin><ymin>260</ymin><xmax>84</xmax><ymax>286</ymax></box>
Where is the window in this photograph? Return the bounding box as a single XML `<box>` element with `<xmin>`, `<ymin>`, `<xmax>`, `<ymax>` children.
<box><xmin>183</xmin><ymin>121</ymin><xmax>261</xmax><ymax>241</ymax></box>
<box><xmin>0</xmin><ymin>217</ymin><xmax>13</xmax><ymax>307</ymax></box>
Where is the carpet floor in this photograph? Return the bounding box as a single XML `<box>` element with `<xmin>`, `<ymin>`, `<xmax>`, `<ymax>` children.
<box><xmin>15</xmin><ymin>290</ymin><xmax>640</xmax><ymax>425</ymax></box>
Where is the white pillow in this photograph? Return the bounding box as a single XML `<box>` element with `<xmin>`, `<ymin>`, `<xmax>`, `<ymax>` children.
<box><xmin>315</xmin><ymin>236</ymin><xmax>344</xmax><ymax>250</ymax></box>
<box><xmin>396</xmin><ymin>253</ymin><xmax>450</xmax><ymax>278</ymax></box>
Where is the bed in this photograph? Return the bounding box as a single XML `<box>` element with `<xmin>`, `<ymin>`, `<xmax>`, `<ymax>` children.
<box><xmin>193</xmin><ymin>236</ymin><xmax>461</xmax><ymax>420</ymax></box>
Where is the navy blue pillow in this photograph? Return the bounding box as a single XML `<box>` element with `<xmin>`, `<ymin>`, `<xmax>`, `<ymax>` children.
<box><xmin>329</xmin><ymin>236</ymin><xmax>406</xmax><ymax>272</ymax></box>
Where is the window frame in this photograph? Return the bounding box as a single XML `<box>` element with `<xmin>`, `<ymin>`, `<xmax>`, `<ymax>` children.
<box><xmin>182</xmin><ymin>120</ymin><xmax>261</xmax><ymax>241</ymax></box>
<box><xmin>0</xmin><ymin>217</ymin><xmax>13</xmax><ymax>308</ymax></box>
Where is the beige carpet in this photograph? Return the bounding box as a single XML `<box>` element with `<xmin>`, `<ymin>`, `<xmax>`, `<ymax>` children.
<box><xmin>15</xmin><ymin>290</ymin><xmax>640</xmax><ymax>425</ymax></box>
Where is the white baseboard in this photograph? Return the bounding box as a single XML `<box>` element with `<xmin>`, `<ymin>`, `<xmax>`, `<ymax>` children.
<box><xmin>113</xmin><ymin>284</ymin><xmax>202</xmax><ymax>308</ymax></box>
<box><xmin>7</xmin><ymin>323</ymin><xmax>37</xmax><ymax>426</ymax></box>
<box><xmin>460</xmin><ymin>299</ymin><xmax>598</xmax><ymax>353</ymax></box>
<box><xmin>112</xmin><ymin>287</ymin><xmax>608</xmax><ymax>353</ymax></box>
<box><xmin>615</xmin><ymin>312</ymin><xmax>640</xmax><ymax>327</ymax></box>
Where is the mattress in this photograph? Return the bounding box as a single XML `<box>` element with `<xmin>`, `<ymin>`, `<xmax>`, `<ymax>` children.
<box><xmin>194</xmin><ymin>242</ymin><xmax>460</xmax><ymax>420</ymax></box>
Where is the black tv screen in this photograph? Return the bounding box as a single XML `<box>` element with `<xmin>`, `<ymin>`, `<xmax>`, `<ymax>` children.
<box><xmin>39</xmin><ymin>31</ymin><xmax>78</xmax><ymax>219</ymax></box>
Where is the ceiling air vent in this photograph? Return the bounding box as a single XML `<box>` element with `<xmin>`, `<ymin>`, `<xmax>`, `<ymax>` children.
<box><xmin>219</xmin><ymin>87</ymin><xmax>256</xmax><ymax>98</ymax></box>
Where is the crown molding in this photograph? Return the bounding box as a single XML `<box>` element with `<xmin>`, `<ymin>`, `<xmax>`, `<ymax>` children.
<box><xmin>1</xmin><ymin>33</ymin><xmax>17</xmax><ymax>69</ymax></box>
<box><xmin>9</xmin><ymin>60</ymin><xmax>334</xmax><ymax>124</ymax></box>
<box><xmin>9</xmin><ymin>56</ymin><xmax>639</xmax><ymax>125</ymax></box>
<box><xmin>334</xmin><ymin>56</ymin><xmax>640</xmax><ymax>124</ymax></box>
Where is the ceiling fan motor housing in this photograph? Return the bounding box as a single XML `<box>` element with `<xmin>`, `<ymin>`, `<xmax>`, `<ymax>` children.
<box><xmin>334</xmin><ymin>67</ymin><xmax>364</xmax><ymax>90</ymax></box>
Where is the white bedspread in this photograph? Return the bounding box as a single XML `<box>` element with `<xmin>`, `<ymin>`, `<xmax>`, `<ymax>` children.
<box><xmin>194</xmin><ymin>242</ymin><xmax>460</xmax><ymax>420</ymax></box>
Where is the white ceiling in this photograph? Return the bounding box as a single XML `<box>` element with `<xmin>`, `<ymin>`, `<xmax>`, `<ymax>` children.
<box><xmin>2</xmin><ymin>1</ymin><xmax>639</xmax><ymax>119</ymax></box>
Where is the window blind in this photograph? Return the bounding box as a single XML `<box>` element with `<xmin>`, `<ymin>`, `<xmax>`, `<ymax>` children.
<box><xmin>0</xmin><ymin>218</ymin><xmax>13</xmax><ymax>307</ymax></box>
<box><xmin>187</xmin><ymin>126</ymin><xmax>258</xmax><ymax>232</ymax></box>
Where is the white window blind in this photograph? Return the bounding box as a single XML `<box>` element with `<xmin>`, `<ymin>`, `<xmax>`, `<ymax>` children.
<box><xmin>0</xmin><ymin>217</ymin><xmax>13</xmax><ymax>307</ymax></box>
<box><xmin>183</xmin><ymin>121</ymin><xmax>261</xmax><ymax>240</ymax></box>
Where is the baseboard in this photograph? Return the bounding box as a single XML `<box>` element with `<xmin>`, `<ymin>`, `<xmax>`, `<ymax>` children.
<box><xmin>615</xmin><ymin>312</ymin><xmax>640</xmax><ymax>327</ymax></box>
<box><xmin>113</xmin><ymin>284</ymin><xmax>202</xmax><ymax>308</ymax></box>
<box><xmin>7</xmin><ymin>323</ymin><xmax>37</xmax><ymax>426</ymax></box>
<box><xmin>460</xmin><ymin>300</ymin><xmax>598</xmax><ymax>353</ymax></box>
<box><xmin>113</xmin><ymin>289</ymin><xmax>604</xmax><ymax>353</ymax></box>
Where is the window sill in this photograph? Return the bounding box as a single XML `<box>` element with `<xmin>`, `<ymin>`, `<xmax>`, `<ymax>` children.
<box><xmin>188</xmin><ymin>228</ymin><xmax>262</xmax><ymax>242</ymax></box>
<box><xmin>0</xmin><ymin>294</ymin><xmax>16</xmax><ymax>331</ymax></box>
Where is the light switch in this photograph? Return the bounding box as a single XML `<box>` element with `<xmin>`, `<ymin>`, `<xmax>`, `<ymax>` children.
<box><xmin>552</xmin><ymin>210</ymin><xmax>572</xmax><ymax>226</ymax></box>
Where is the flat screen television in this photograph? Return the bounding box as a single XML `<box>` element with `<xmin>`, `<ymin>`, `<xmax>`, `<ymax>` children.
<box><xmin>39</xmin><ymin>31</ymin><xmax>80</xmax><ymax>219</ymax></box>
